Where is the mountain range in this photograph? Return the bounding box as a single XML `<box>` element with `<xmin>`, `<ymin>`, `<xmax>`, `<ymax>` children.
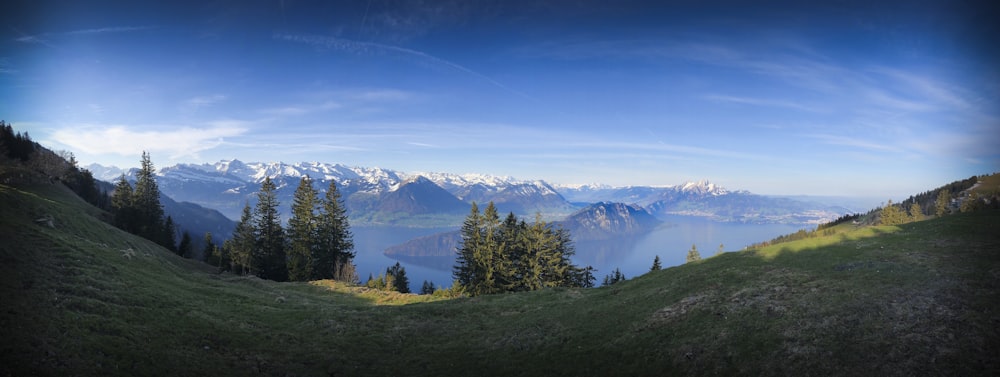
<box><xmin>88</xmin><ymin>160</ymin><xmax>858</xmax><ymax>228</ymax></box>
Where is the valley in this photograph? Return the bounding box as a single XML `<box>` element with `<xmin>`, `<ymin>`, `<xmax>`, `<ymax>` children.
<box><xmin>92</xmin><ymin>159</ymin><xmax>862</xmax><ymax>290</ymax></box>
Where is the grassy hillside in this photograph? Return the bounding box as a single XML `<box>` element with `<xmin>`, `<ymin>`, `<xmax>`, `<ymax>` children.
<box><xmin>2</xmin><ymin>178</ymin><xmax>998</xmax><ymax>376</ymax></box>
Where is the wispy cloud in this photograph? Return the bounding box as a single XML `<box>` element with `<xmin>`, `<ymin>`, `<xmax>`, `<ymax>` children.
<box><xmin>260</xmin><ymin>88</ymin><xmax>415</xmax><ymax>116</ymax></box>
<box><xmin>65</xmin><ymin>26</ymin><xmax>156</xmax><ymax>36</ymax></box>
<box><xmin>861</xmin><ymin>89</ymin><xmax>936</xmax><ymax>112</ymax></box>
<box><xmin>805</xmin><ymin>134</ymin><xmax>901</xmax><ymax>153</ymax></box>
<box><xmin>184</xmin><ymin>94</ymin><xmax>227</xmax><ymax>109</ymax></box>
<box><xmin>274</xmin><ymin>33</ymin><xmax>535</xmax><ymax>102</ymax></box>
<box><xmin>52</xmin><ymin>123</ymin><xmax>246</xmax><ymax>159</ymax></box>
<box><xmin>347</xmin><ymin>89</ymin><xmax>412</xmax><ymax>102</ymax></box>
<box><xmin>872</xmin><ymin>67</ymin><xmax>973</xmax><ymax>110</ymax></box>
<box><xmin>14</xmin><ymin>25</ymin><xmax>156</xmax><ymax>46</ymax></box>
<box><xmin>702</xmin><ymin>94</ymin><xmax>823</xmax><ymax>112</ymax></box>
<box><xmin>406</xmin><ymin>142</ymin><xmax>437</xmax><ymax>148</ymax></box>
<box><xmin>0</xmin><ymin>58</ymin><xmax>16</xmax><ymax>74</ymax></box>
<box><xmin>565</xmin><ymin>140</ymin><xmax>769</xmax><ymax>161</ymax></box>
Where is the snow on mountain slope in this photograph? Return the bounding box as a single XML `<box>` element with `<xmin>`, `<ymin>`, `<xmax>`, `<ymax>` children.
<box><xmin>91</xmin><ymin>160</ymin><xmax>852</xmax><ymax>225</ymax></box>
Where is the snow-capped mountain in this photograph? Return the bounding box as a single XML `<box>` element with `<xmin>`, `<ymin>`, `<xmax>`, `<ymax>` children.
<box><xmin>97</xmin><ymin>160</ymin><xmax>575</xmax><ymax>225</ymax></box>
<box><xmin>85</xmin><ymin>163</ymin><xmax>127</xmax><ymax>182</ymax></box>
<box><xmin>556</xmin><ymin>180</ymin><xmax>738</xmax><ymax>205</ymax></box>
<box><xmin>424</xmin><ymin>172</ymin><xmax>572</xmax><ymax>215</ymax></box>
<box><xmin>92</xmin><ymin>160</ymin><xmax>856</xmax><ymax>226</ymax></box>
<box><xmin>556</xmin><ymin>180</ymin><xmax>850</xmax><ymax>224</ymax></box>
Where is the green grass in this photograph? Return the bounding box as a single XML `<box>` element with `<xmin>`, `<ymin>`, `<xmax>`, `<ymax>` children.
<box><xmin>2</xmin><ymin>180</ymin><xmax>998</xmax><ymax>376</ymax></box>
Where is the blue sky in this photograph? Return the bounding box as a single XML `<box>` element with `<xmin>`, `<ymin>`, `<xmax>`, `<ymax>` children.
<box><xmin>2</xmin><ymin>0</ymin><xmax>997</xmax><ymax>198</ymax></box>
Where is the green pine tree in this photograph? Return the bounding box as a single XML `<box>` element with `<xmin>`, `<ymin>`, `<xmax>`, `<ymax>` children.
<box><xmin>229</xmin><ymin>203</ymin><xmax>255</xmax><ymax>275</ymax></box>
<box><xmin>935</xmin><ymin>189</ymin><xmax>950</xmax><ymax>217</ymax></box>
<box><xmin>880</xmin><ymin>199</ymin><xmax>904</xmax><ymax>225</ymax></box>
<box><xmin>602</xmin><ymin>268</ymin><xmax>625</xmax><ymax>286</ymax></box>
<box><xmin>650</xmin><ymin>255</ymin><xmax>662</xmax><ymax>271</ymax></box>
<box><xmin>420</xmin><ymin>280</ymin><xmax>436</xmax><ymax>295</ymax></box>
<box><xmin>387</xmin><ymin>262</ymin><xmax>410</xmax><ymax>293</ymax></box>
<box><xmin>686</xmin><ymin>244</ymin><xmax>701</xmax><ymax>263</ymax></box>
<box><xmin>254</xmin><ymin>177</ymin><xmax>287</xmax><ymax>281</ymax></box>
<box><xmin>162</xmin><ymin>216</ymin><xmax>177</xmax><ymax>253</ymax></box>
<box><xmin>454</xmin><ymin>202</ymin><xmax>482</xmax><ymax>292</ymax></box>
<box><xmin>314</xmin><ymin>180</ymin><xmax>355</xmax><ymax>281</ymax></box>
<box><xmin>287</xmin><ymin>177</ymin><xmax>319</xmax><ymax>281</ymax></box>
<box><xmin>909</xmin><ymin>202</ymin><xmax>923</xmax><ymax>222</ymax></box>
<box><xmin>453</xmin><ymin>202</ymin><xmax>592</xmax><ymax>296</ymax></box>
<box><xmin>132</xmin><ymin>151</ymin><xmax>165</xmax><ymax>241</ymax></box>
<box><xmin>177</xmin><ymin>231</ymin><xmax>193</xmax><ymax>258</ymax></box>
<box><xmin>110</xmin><ymin>174</ymin><xmax>136</xmax><ymax>233</ymax></box>
<box><xmin>203</xmin><ymin>232</ymin><xmax>224</xmax><ymax>269</ymax></box>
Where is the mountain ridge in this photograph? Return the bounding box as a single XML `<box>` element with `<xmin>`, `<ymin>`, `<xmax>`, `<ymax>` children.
<box><xmin>88</xmin><ymin>160</ymin><xmax>857</xmax><ymax>226</ymax></box>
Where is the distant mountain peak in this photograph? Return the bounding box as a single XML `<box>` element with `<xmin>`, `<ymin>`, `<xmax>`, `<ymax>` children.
<box><xmin>677</xmin><ymin>180</ymin><xmax>729</xmax><ymax>196</ymax></box>
<box><xmin>563</xmin><ymin>201</ymin><xmax>661</xmax><ymax>241</ymax></box>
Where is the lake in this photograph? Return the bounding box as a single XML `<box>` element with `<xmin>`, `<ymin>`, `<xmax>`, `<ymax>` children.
<box><xmin>352</xmin><ymin>216</ymin><xmax>810</xmax><ymax>292</ymax></box>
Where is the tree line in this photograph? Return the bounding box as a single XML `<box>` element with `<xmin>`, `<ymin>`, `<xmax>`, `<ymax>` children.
<box><xmin>453</xmin><ymin>202</ymin><xmax>595</xmax><ymax>296</ymax></box>
<box><xmin>206</xmin><ymin>175</ymin><xmax>357</xmax><ymax>282</ymax></box>
<box><xmin>2</xmin><ymin>121</ymin><xmax>108</xmax><ymax>209</ymax></box>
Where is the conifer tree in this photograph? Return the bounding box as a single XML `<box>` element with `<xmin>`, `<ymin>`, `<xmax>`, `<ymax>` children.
<box><xmin>454</xmin><ymin>202</ymin><xmax>592</xmax><ymax>296</ymax></box>
<box><xmin>162</xmin><ymin>216</ymin><xmax>177</xmax><ymax>252</ymax></box>
<box><xmin>287</xmin><ymin>177</ymin><xmax>319</xmax><ymax>281</ymax></box>
<box><xmin>686</xmin><ymin>244</ymin><xmax>701</xmax><ymax>263</ymax></box>
<box><xmin>203</xmin><ymin>232</ymin><xmax>223</xmax><ymax>269</ymax></box>
<box><xmin>254</xmin><ymin>177</ymin><xmax>287</xmax><ymax>281</ymax></box>
<box><xmin>880</xmin><ymin>199</ymin><xmax>905</xmax><ymax>225</ymax></box>
<box><xmin>177</xmin><ymin>231</ymin><xmax>193</xmax><ymax>258</ymax></box>
<box><xmin>520</xmin><ymin>215</ymin><xmax>549</xmax><ymax>291</ymax></box>
<box><xmin>935</xmin><ymin>190</ymin><xmax>950</xmax><ymax>217</ymax></box>
<box><xmin>387</xmin><ymin>262</ymin><xmax>410</xmax><ymax>293</ymax></box>
<box><xmin>229</xmin><ymin>203</ymin><xmax>255</xmax><ymax>275</ymax></box>
<box><xmin>602</xmin><ymin>268</ymin><xmax>625</xmax><ymax>286</ymax></box>
<box><xmin>960</xmin><ymin>193</ymin><xmax>983</xmax><ymax>213</ymax></box>
<box><xmin>454</xmin><ymin>202</ymin><xmax>482</xmax><ymax>291</ymax></box>
<box><xmin>314</xmin><ymin>180</ymin><xmax>355</xmax><ymax>281</ymax></box>
<box><xmin>909</xmin><ymin>202</ymin><xmax>923</xmax><ymax>222</ymax></box>
<box><xmin>472</xmin><ymin>202</ymin><xmax>504</xmax><ymax>295</ymax></box>
<box><xmin>420</xmin><ymin>280</ymin><xmax>436</xmax><ymax>295</ymax></box>
<box><xmin>202</xmin><ymin>232</ymin><xmax>217</xmax><ymax>263</ymax></box>
<box><xmin>110</xmin><ymin>174</ymin><xmax>136</xmax><ymax>233</ymax></box>
<box><xmin>650</xmin><ymin>255</ymin><xmax>662</xmax><ymax>271</ymax></box>
<box><xmin>133</xmin><ymin>151</ymin><xmax>165</xmax><ymax>241</ymax></box>
<box><xmin>716</xmin><ymin>243</ymin><xmax>725</xmax><ymax>256</ymax></box>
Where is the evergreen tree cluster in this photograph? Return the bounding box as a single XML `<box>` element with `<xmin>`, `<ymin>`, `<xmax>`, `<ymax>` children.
<box><xmin>0</xmin><ymin>121</ymin><xmax>36</xmax><ymax>162</ymax></box>
<box><xmin>1</xmin><ymin>122</ymin><xmax>108</xmax><ymax>209</ymax></box>
<box><xmin>896</xmin><ymin>175</ymin><xmax>978</xmax><ymax>218</ymax></box>
<box><xmin>602</xmin><ymin>268</ymin><xmax>626</xmax><ymax>286</ymax></box>
<box><xmin>109</xmin><ymin>152</ymin><xmax>181</xmax><ymax>251</ymax></box>
<box><xmin>366</xmin><ymin>262</ymin><xmax>410</xmax><ymax>293</ymax></box>
<box><xmin>453</xmin><ymin>202</ymin><xmax>595</xmax><ymax>296</ymax></box>
<box><xmin>420</xmin><ymin>280</ymin><xmax>436</xmax><ymax>295</ymax></box>
<box><xmin>878</xmin><ymin>199</ymin><xmax>908</xmax><ymax>226</ymax></box>
<box><xmin>221</xmin><ymin>176</ymin><xmax>356</xmax><ymax>282</ymax></box>
<box><xmin>816</xmin><ymin>213</ymin><xmax>862</xmax><ymax>230</ymax></box>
